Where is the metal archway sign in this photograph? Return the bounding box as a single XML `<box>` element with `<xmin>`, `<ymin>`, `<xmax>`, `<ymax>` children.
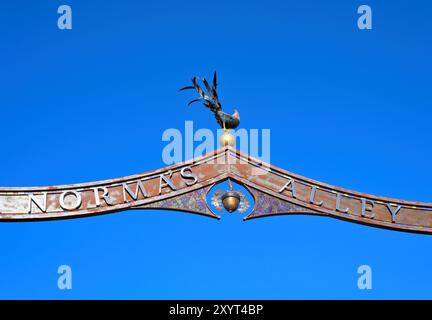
<box><xmin>0</xmin><ymin>146</ymin><xmax>431</xmax><ymax>234</ymax></box>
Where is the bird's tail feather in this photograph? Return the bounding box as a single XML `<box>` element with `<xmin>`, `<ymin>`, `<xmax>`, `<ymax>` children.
<box><xmin>179</xmin><ymin>74</ymin><xmax>222</xmax><ymax>113</ymax></box>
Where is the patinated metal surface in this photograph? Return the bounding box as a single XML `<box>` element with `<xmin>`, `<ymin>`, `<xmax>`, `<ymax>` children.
<box><xmin>244</xmin><ymin>186</ymin><xmax>319</xmax><ymax>219</ymax></box>
<box><xmin>139</xmin><ymin>185</ymin><xmax>219</xmax><ymax>219</ymax></box>
<box><xmin>0</xmin><ymin>146</ymin><xmax>432</xmax><ymax>234</ymax></box>
<box><xmin>226</xmin><ymin>148</ymin><xmax>432</xmax><ymax>233</ymax></box>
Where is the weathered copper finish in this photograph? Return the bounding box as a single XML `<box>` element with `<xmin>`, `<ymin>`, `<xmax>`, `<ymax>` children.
<box><xmin>0</xmin><ymin>146</ymin><xmax>431</xmax><ymax>234</ymax></box>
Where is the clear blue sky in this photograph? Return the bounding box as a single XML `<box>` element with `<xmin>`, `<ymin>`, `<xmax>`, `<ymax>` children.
<box><xmin>0</xmin><ymin>0</ymin><xmax>431</xmax><ymax>299</ymax></box>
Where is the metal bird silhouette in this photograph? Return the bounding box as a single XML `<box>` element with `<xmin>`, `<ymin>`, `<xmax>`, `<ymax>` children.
<box><xmin>179</xmin><ymin>72</ymin><xmax>240</xmax><ymax>130</ymax></box>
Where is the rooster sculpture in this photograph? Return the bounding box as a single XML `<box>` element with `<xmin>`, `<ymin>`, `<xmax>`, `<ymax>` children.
<box><xmin>179</xmin><ymin>72</ymin><xmax>240</xmax><ymax>130</ymax></box>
